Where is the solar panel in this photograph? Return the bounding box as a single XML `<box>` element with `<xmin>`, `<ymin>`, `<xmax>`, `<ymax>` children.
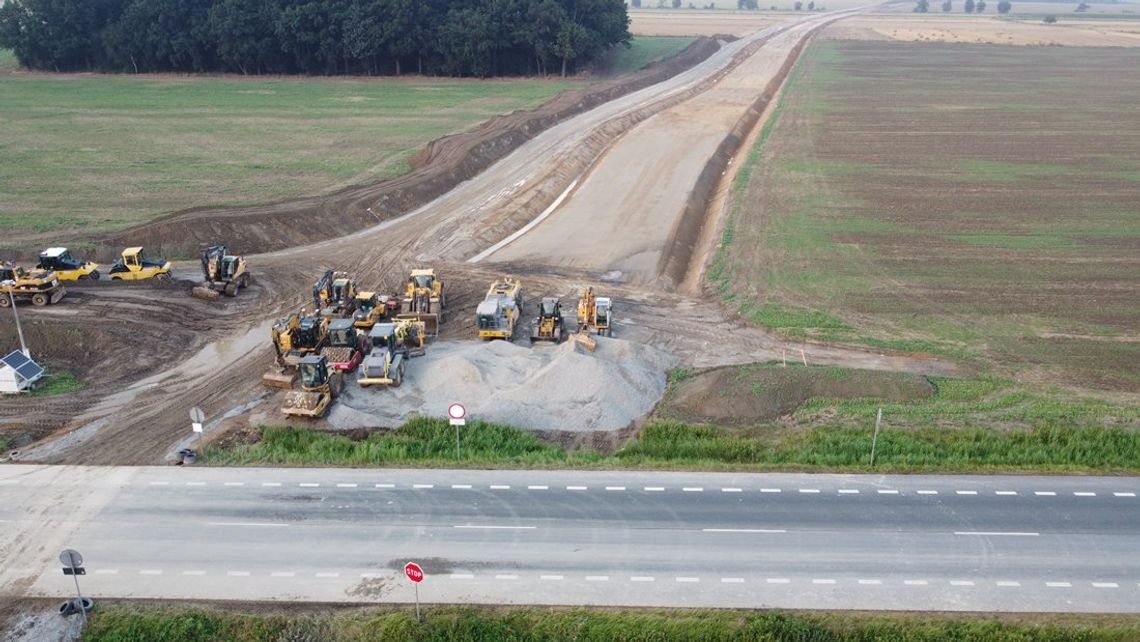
<box><xmin>15</xmin><ymin>361</ymin><xmax>42</xmax><ymax>381</ymax></box>
<box><xmin>1</xmin><ymin>351</ymin><xmax>29</xmax><ymax>369</ymax></box>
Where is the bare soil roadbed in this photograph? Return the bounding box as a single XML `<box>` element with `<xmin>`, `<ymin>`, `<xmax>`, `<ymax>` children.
<box><xmin>4</xmin><ymin>9</ymin><xmax>955</xmax><ymax>466</ymax></box>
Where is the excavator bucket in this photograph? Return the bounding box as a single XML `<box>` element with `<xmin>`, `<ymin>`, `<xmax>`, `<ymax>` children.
<box><xmin>192</xmin><ymin>285</ymin><xmax>220</xmax><ymax>302</ymax></box>
<box><xmin>569</xmin><ymin>331</ymin><xmax>596</xmax><ymax>353</ymax></box>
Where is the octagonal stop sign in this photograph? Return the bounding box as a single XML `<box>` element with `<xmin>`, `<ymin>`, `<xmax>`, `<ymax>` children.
<box><xmin>404</xmin><ymin>562</ymin><xmax>424</xmax><ymax>584</ymax></box>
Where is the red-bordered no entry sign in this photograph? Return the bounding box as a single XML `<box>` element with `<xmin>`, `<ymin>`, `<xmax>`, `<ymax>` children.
<box><xmin>447</xmin><ymin>403</ymin><xmax>466</xmax><ymax>420</ymax></box>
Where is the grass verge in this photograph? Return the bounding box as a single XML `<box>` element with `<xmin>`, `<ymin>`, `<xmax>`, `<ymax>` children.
<box><xmin>82</xmin><ymin>604</ymin><xmax>1140</xmax><ymax>642</ymax></box>
<box><xmin>29</xmin><ymin>369</ymin><xmax>83</xmax><ymax>396</ymax></box>
<box><xmin>601</xmin><ymin>36</ymin><xmax>695</xmax><ymax>75</ymax></box>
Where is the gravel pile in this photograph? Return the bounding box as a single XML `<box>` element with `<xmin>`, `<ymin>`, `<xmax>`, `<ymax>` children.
<box><xmin>330</xmin><ymin>337</ymin><xmax>676</xmax><ymax>432</ymax></box>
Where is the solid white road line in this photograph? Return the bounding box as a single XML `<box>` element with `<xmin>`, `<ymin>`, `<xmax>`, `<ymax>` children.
<box><xmin>916</xmin><ymin>490</ymin><xmax>938</xmax><ymax>495</ymax></box>
<box><xmin>702</xmin><ymin>528</ymin><xmax>787</xmax><ymax>534</ymax></box>
<box><xmin>452</xmin><ymin>484</ymin><xmax>472</xmax><ymax>489</ymax></box>
<box><xmin>606</xmin><ymin>486</ymin><xmax>626</xmax><ymax>491</ymax></box>
<box><xmin>227</xmin><ymin>571</ymin><xmax>251</xmax><ymax>577</ymax></box>
<box><xmin>450</xmin><ymin>574</ymin><xmax>474</xmax><ymax>579</ymax></box>
<box><xmin>631</xmin><ymin>576</ymin><xmax>655</xmax><ymax>582</ymax></box>
<box><xmin>812</xmin><ymin>579</ymin><xmax>836</xmax><ymax>585</ymax></box>
<box><xmin>208</xmin><ymin>522</ymin><xmax>288</xmax><ymax>528</ymax></box>
<box><xmin>454</xmin><ymin>525</ymin><xmax>537</xmax><ymax>530</ymax></box>
<box><xmin>954</xmin><ymin>531</ymin><xmax>1038</xmax><ymax>537</ymax></box>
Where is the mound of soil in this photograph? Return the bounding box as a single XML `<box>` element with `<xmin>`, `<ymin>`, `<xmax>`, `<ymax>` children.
<box><xmin>80</xmin><ymin>39</ymin><xmax>725</xmax><ymax>264</ymax></box>
<box><xmin>328</xmin><ymin>337</ymin><xmax>677</xmax><ymax>433</ymax></box>
<box><xmin>659</xmin><ymin>365</ymin><xmax>934</xmax><ymax>426</ymax></box>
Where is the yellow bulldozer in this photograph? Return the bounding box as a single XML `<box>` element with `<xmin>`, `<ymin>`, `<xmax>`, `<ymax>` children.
<box><xmin>0</xmin><ymin>263</ymin><xmax>66</xmax><ymax>307</ymax></box>
<box><xmin>281</xmin><ymin>354</ymin><xmax>344</xmax><ymax>418</ymax></box>
<box><xmin>399</xmin><ymin>268</ymin><xmax>444</xmax><ymax>336</ymax></box>
<box><xmin>36</xmin><ymin>248</ymin><xmax>100</xmax><ymax>281</ymax></box>
<box><xmin>192</xmin><ymin>244</ymin><xmax>251</xmax><ymax>301</ymax></box>
<box><xmin>313</xmin><ymin>270</ymin><xmax>358</xmax><ymax>318</ymax></box>
<box><xmin>262</xmin><ymin>311</ymin><xmax>330</xmax><ymax>388</ymax></box>
<box><xmin>108</xmin><ymin>247</ymin><xmax>172</xmax><ymax>281</ymax></box>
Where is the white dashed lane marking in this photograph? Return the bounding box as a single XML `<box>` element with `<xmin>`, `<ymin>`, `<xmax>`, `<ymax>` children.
<box><xmin>224</xmin><ymin>482</ymin><xmax>244</xmax><ymax>487</ymax></box>
<box><xmin>1074</xmin><ymin>492</ymin><xmax>1096</xmax><ymax>497</ymax></box>
<box><xmin>683</xmin><ymin>487</ymin><xmax>703</xmax><ymax>492</ymax></box>
<box><xmin>495</xmin><ymin>574</ymin><xmax>519</xmax><ymax>580</ymax></box>
<box><xmin>94</xmin><ymin>569</ymin><xmax>119</xmax><ymax>575</ymax></box>
<box><xmin>490</xmin><ymin>485</ymin><xmax>510</xmax><ymax>490</ymax></box>
<box><xmin>877</xmin><ymin>490</ymin><xmax>899</xmax><ymax>495</ymax></box>
<box><xmin>1046</xmin><ymin>582</ymin><xmax>1072</xmax><ymax>588</ymax></box>
<box><xmin>528</xmin><ymin>485</ymin><xmax>549</xmax><ymax>490</ymax></box>
<box><xmin>585</xmin><ymin>575</ymin><xmax>609</xmax><ymax>581</ymax></box>
<box><xmin>954</xmin><ymin>531</ymin><xmax>1038</xmax><ymax>537</ymax></box>
<box><xmin>950</xmin><ymin>580</ymin><xmax>975</xmax><ymax>586</ymax></box>
<box><xmin>760</xmin><ymin>488</ymin><xmax>781</xmax><ymax>493</ymax></box>
<box><xmin>375</xmin><ymin>483</ymin><xmax>395</xmax><ymax>489</ymax></box>
<box><xmin>262</xmin><ymin>482</ymin><xmax>282</xmax><ymax>487</ymax></box>
<box><xmin>450</xmin><ymin>574</ymin><xmax>474</xmax><ymax>579</ymax></box>
<box><xmin>540</xmin><ymin>575</ymin><xmax>564</xmax><ymax>581</ymax></box>
<box><xmin>644</xmin><ymin>487</ymin><xmax>665</xmax><ymax>492</ymax></box>
<box><xmin>995</xmin><ymin>491</ymin><xmax>1017</xmax><ymax>496</ymax></box>
<box><xmin>567</xmin><ymin>486</ymin><xmax>587</xmax><ymax>491</ymax></box>
<box><xmin>606</xmin><ymin>486</ymin><xmax>626</xmax><ymax>491</ymax></box>
<box><xmin>631</xmin><ymin>576</ymin><xmax>655</xmax><ymax>582</ymax></box>
<box><xmin>1114</xmin><ymin>492</ymin><xmax>1136</xmax><ymax>497</ymax></box>
<box><xmin>721</xmin><ymin>578</ymin><xmax>744</xmax><ymax>583</ymax></box>
<box><xmin>413</xmin><ymin>484</ymin><xmax>434</xmax><ymax>489</ymax></box>
<box><xmin>148</xmin><ymin>481</ymin><xmax>169</xmax><ymax>486</ymax></box>
<box><xmin>336</xmin><ymin>483</ymin><xmax>357</xmax><ymax>488</ymax></box>
<box><xmin>271</xmin><ymin>572</ymin><xmax>295</xmax><ymax>578</ymax></box>
<box><xmin>299</xmin><ymin>483</ymin><xmax>319</xmax><ymax>488</ymax></box>
<box><xmin>182</xmin><ymin>570</ymin><xmax>206</xmax><ymax>576</ymax></box>
<box><xmin>722</xmin><ymin>488</ymin><xmax>742</xmax><ymax>493</ymax></box>
<box><xmin>227</xmin><ymin>571</ymin><xmax>250</xmax><ymax>577</ymax></box>
<box><xmin>1092</xmin><ymin>582</ymin><xmax>1119</xmax><ymax>588</ymax></box>
<box><xmin>916</xmin><ymin>490</ymin><xmax>938</xmax><ymax>495</ymax></box>
<box><xmin>451</xmin><ymin>484</ymin><xmax>472</xmax><ymax>489</ymax></box>
<box><xmin>838</xmin><ymin>489</ymin><xmax>859</xmax><ymax>494</ymax></box>
<box><xmin>955</xmin><ymin>490</ymin><xmax>977</xmax><ymax>495</ymax></box>
<box><xmin>813</xmin><ymin>579</ymin><xmax>836</xmax><ymax>585</ymax></box>
<box><xmin>766</xmin><ymin>578</ymin><xmax>791</xmax><ymax>584</ymax></box>
<box><xmin>675</xmin><ymin>577</ymin><xmax>700</xmax><ymax>583</ymax></box>
<box><xmin>799</xmin><ymin>489</ymin><xmax>820</xmax><ymax>494</ymax></box>
<box><xmin>857</xmin><ymin>579</ymin><xmax>882</xmax><ymax>585</ymax></box>
<box><xmin>703</xmin><ymin>528</ymin><xmax>787</xmax><ymax>534</ymax></box>
<box><xmin>186</xmin><ymin>482</ymin><xmax>206</xmax><ymax>486</ymax></box>
<box><xmin>1035</xmin><ymin>491</ymin><xmax>1057</xmax><ymax>496</ymax></box>
<box><xmin>139</xmin><ymin>570</ymin><xmax>162</xmax><ymax>576</ymax></box>
<box><xmin>996</xmin><ymin>581</ymin><xmax>1020</xmax><ymax>587</ymax></box>
<box><xmin>904</xmin><ymin>580</ymin><xmax>928</xmax><ymax>586</ymax></box>
<box><xmin>316</xmin><ymin>572</ymin><xmax>340</xmax><ymax>578</ymax></box>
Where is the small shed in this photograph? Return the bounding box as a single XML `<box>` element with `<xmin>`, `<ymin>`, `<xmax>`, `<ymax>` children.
<box><xmin>0</xmin><ymin>351</ymin><xmax>43</xmax><ymax>394</ymax></box>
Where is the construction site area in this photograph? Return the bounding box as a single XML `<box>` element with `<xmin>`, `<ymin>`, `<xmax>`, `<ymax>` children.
<box><xmin>2</xmin><ymin>7</ymin><xmax>1137</xmax><ymax>468</ymax></box>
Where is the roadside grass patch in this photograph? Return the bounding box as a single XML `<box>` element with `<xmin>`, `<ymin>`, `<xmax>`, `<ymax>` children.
<box><xmin>82</xmin><ymin>603</ymin><xmax>1140</xmax><ymax>641</ymax></box>
<box><xmin>29</xmin><ymin>369</ymin><xmax>83</xmax><ymax>396</ymax></box>
<box><xmin>601</xmin><ymin>36</ymin><xmax>695</xmax><ymax>75</ymax></box>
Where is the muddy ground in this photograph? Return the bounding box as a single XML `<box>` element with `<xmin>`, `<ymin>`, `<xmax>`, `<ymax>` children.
<box><xmin>0</xmin><ymin>12</ymin><xmax>957</xmax><ymax>467</ymax></box>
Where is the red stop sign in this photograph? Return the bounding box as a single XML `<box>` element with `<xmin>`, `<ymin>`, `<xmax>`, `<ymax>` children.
<box><xmin>404</xmin><ymin>562</ymin><xmax>424</xmax><ymax>583</ymax></box>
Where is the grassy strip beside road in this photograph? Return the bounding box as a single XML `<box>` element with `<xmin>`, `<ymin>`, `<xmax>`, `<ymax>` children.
<box><xmin>206</xmin><ymin>370</ymin><xmax>1140</xmax><ymax>473</ymax></box>
<box><xmin>82</xmin><ymin>604</ymin><xmax>1140</xmax><ymax>642</ymax></box>
<box><xmin>602</xmin><ymin>36</ymin><xmax>695</xmax><ymax>75</ymax></box>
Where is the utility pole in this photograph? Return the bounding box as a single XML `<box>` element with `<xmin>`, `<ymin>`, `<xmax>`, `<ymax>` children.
<box><xmin>8</xmin><ymin>290</ymin><xmax>28</xmax><ymax>357</ymax></box>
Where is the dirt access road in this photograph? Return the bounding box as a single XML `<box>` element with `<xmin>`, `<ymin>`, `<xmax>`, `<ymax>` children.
<box><xmin>10</xmin><ymin>7</ymin><xmax>954</xmax><ymax>466</ymax></box>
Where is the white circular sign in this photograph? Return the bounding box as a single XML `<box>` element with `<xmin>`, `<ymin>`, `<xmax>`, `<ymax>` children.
<box><xmin>447</xmin><ymin>403</ymin><xmax>466</xmax><ymax>420</ymax></box>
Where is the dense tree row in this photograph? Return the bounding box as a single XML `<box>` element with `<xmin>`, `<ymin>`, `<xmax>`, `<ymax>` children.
<box><xmin>0</xmin><ymin>0</ymin><xmax>631</xmax><ymax>76</ymax></box>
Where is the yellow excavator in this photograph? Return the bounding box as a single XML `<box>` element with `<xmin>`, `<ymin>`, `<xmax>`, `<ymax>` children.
<box><xmin>0</xmin><ymin>263</ymin><xmax>66</xmax><ymax>307</ymax></box>
<box><xmin>108</xmin><ymin>247</ymin><xmax>172</xmax><ymax>281</ymax></box>
<box><xmin>399</xmin><ymin>268</ymin><xmax>444</xmax><ymax>336</ymax></box>
<box><xmin>313</xmin><ymin>270</ymin><xmax>358</xmax><ymax>317</ymax></box>
<box><xmin>281</xmin><ymin>354</ymin><xmax>344</xmax><ymax>418</ymax></box>
<box><xmin>192</xmin><ymin>244</ymin><xmax>251</xmax><ymax>301</ymax></box>
<box><xmin>262</xmin><ymin>311</ymin><xmax>329</xmax><ymax>388</ymax></box>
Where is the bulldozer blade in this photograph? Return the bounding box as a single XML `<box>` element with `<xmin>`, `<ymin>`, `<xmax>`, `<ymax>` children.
<box><xmin>262</xmin><ymin>369</ymin><xmax>297</xmax><ymax>389</ymax></box>
<box><xmin>191</xmin><ymin>285</ymin><xmax>220</xmax><ymax>302</ymax></box>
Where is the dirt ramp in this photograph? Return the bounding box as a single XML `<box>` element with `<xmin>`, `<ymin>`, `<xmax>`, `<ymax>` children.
<box><xmin>331</xmin><ymin>338</ymin><xmax>677</xmax><ymax>433</ymax></box>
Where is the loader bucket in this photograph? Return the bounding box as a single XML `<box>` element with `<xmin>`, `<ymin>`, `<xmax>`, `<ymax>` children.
<box><xmin>192</xmin><ymin>285</ymin><xmax>220</xmax><ymax>302</ymax></box>
<box><xmin>397</xmin><ymin>313</ymin><xmax>438</xmax><ymax>337</ymax></box>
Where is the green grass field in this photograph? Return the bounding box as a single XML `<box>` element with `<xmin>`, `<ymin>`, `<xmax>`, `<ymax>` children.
<box><xmin>81</xmin><ymin>603</ymin><xmax>1140</xmax><ymax>642</ymax></box>
<box><xmin>600</xmin><ymin>36</ymin><xmax>695</xmax><ymax>75</ymax></box>
<box><xmin>0</xmin><ymin>70</ymin><xmax>583</xmax><ymax>242</ymax></box>
<box><xmin>715</xmin><ymin>41</ymin><xmax>1140</xmax><ymax>391</ymax></box>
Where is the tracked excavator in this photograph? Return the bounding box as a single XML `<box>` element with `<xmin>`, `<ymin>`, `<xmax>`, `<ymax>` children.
<box><xmin>570</xmin><ymin>287</ymin><xmax>614</xmax><ymax>352</ymax></box>
<box><xmin>262</xmin><ymin>311</ymin><xmax>329</xmax><ymax>388</ymax></box>
<box><xmin>0</xmin><ymin>263</ymin><xmax>66</xmax><ymax>307</ymax></box>
<box><xmin>281</xmin><ymin>354</ymin><xmax>343</xmax><ymax>418</ymax></box>
<box><xmin>399</xmin><ymin>268</ymin><xmax>444</xmax><ymax>337</ymax></box>
<box><xmin>313</xmin><ymin>270</ymin><xmax>358</xmax><ymax>317</ymax></box>
<box><xmin>192</xmin><ymin>244</ymin><xmax>251</xmax><ymax>301</ymax></box>
<box><xmin>476</xmin><ymin>276</ymin><xmax>523</xmax><ymax>341</ymax></box>
<box><xmin>530</xmin><ymin>297</ymin><xmax>564</xmax><ymax>343</ymax></box>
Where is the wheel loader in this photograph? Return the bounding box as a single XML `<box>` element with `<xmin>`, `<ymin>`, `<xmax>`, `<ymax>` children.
<box><xmin>313</xmin><ymin>270</ymin><xmax>357</xmax><ymax>317</ymax></box>
<box><xmin>357</xmin><ymin>322</ymin><xmax>410</xmax><ymax>387</ymax></box>
<box><xmin>36</xmin><ymin>248</ymin><xmax>100</xmax><ymax>281</ymax></box>
<box><xmin>192</xmin><ymin>244</ymin><xmax>251</xmax><ymax>301</ymax></box>
<box><xmin>262</xmin><ymin>311</ymin><xmax>329</xmax><ymax>388</ymax></box>
<box><xmin>476</xmin><ymin>276</ymin><xmax>523</xmax><ymax>341</ymax></box>
<box><xmin>352</xmin><ymin>291</ymin><xmax>398</xmax><ymax>330</ymax></box>
<box><xmin>0</xmin><ymin>263</ymin><xmax>66</xmax><ymax>307</ymax></box>
<box><xmin>281</xmin><ymin>354</ymin><xmax>343</xmax><ymax>418</ymax></box>
<box><xmin>320</xmin><ymin>318</ymin><xmax>364</xmax><ymax>372</ymax></box>
<box><xmin>530</xmin><ymin>297</ymin><xmax>564</xmax><ymax>343</ymax></box>
<box><xmin>108</xmin><ymin>247</ymin><xmax>172</xmax><ymax>281</ymax></box>
<box><xmin>399</xmin><ymin>268</ymin><xmax>444</xmax><ymax>337</ymax></box>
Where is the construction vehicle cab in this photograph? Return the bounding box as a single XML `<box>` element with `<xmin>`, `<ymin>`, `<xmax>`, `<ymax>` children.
<box><xmin>313</xmin><ymin>270</ymin><xmax>357</xmax><ymax>317</ymax></box>
<box><xmin>36</xmin><ymin>248</ymin><xmax>100</xmax><ymax>281</ymax></box>
<box><xmin>400</xmin><ymin>268</ymin><xmax>444</xmax><ymax>336</ymax></box>
<box><xmin>193</xmin><ymin>244</ymin><xmax>251</xmax><ymax>299</ymax></box>
<box><xmin>281</xmin><ymin>354</ymin><xmax>343</xmax><ymax>418</ymax></box>
<box><xmin>477</xmin><ymin>277</ymin><xmax>523</xmax><ymax>341</ymax></box>
<box><xmin>109</xmin><ymin>247</ymin><xmax>172</xmax><ymax>281</ymax></box>
<box><xmin>321</xmin><ymin>318</ymin><xmax>364</xmax><ymax>371</ymax></box>
<box><xmin>0</xmin><ymin>263</ymin><xmax>66</xmax><ymax>307</ymax></box>
<box><xmin>594</xmin><ymin>297</ymin><xmax>613</xmax><ymax>336</ymax></box>
<box><xmin>358</xmin><ymin>323</ymin><xmax>408</xmax><ymax>387</ymax></box>
<box><xmin>531</xmin><ymin>297</ymin><xmax>564</xmax><ymax>343</ymax></box>
<box><xmin>353</xmin><ymin>291</ymin><xmax>397</xmax><ymax>330</ymax></box>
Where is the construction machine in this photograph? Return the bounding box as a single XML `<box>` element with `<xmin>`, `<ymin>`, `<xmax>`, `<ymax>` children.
<box><xmin>576</xmin><ymin>287</ymin><xmax>613</xmax><ymax>337</ymax></box>
<box><xmin>476</xmin><ymin>276</ymin><xmax>523</xmax><ymax>341</ymax></box>
<box><xmin>530</xmin><ymin>297</ymin><xmax>564</xmax><ymax>344</ymax></box>
<box><xmin>399</xmin><ymin>268</ymin><xmax>444</xmax><ymax>336</ymax></box>
<box><xmin>0</xmin><ymin>263</ymin><xmax>66</xmax><ymax>307</ymax></box>
<box><xmin>353</xmin><ymin>291</ymin><xmax>398</xmax><ymax>330</ymax></box>
<box><xmin>36</xmin><ymin>248</ymin><xmax>100</xmax><ymax>281</ymax></box>
<box><xmin>358</xmin><ymin>323</ymin><xmax>409</xmax><ymax>387</ymax></box>
<box><xmin>313</xmin><ymin>270</ymin><xmax>358</xmax><ymax>317</ymax></box>
<box><xmin>281</xmin><ymin>354</ymin><xmax>344</xmax><ymax>418</ymax></box>
<box><xmin>192</xmin><ymin>244</ymin><xmax>251</xmax><ymax>300</ymax></box>
<box><xmin>262</xmin><ymin>311</ymin><xmax>329</xmax><ymax>388</ymax></box>
<box><xmin>109</xmin><ymin>247</ymin><xmax>172</xmax><ymax>281</ymax></box>
<box><xmin>320</xmin><ymin>319</ymin><xmax>365</xmax><ymax>372</ymax></box>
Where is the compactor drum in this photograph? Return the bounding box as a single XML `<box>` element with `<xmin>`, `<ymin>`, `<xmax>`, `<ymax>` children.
<box><xmin>281</xmin><ymin>354</ymin><xmax>343</xmax><ymax>418</ymax></box>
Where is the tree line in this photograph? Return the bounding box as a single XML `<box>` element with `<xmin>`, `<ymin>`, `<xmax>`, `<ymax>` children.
<box><xmin>0</xmin><ymin>0</ymin><xmax>631</xmax><ymax>77</ymax></box>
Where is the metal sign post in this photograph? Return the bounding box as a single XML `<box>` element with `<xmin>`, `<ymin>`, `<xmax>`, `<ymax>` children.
<box><xmin>404</xmin><ymin>562</ymin><xmax>425</xmax><ymax>622</ymax></box>
<box><xmin>448</xmin><ymin>404</ymin><xmax>466</xmax><ymax>463</ymax></box>
<box><xmin>869</xmin><ymin>407</ymin><xmax>883</xmax><ymax>467</ymax></box>
<box><xmin>59</xmin><ymin>549</ymin><xmax>87</xmax><ymax>626</ymax></box>
<box><xmin>190</xmin><ymin>407</ymin><xmax>205</xmax><ymax>453</ymax></box>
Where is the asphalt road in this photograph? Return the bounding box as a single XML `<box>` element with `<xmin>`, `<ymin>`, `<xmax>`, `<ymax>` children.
<box><xmin>1</xmin><ymin>466</ymin><xmax>1137</xmax><ymax>612</ymax></box>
